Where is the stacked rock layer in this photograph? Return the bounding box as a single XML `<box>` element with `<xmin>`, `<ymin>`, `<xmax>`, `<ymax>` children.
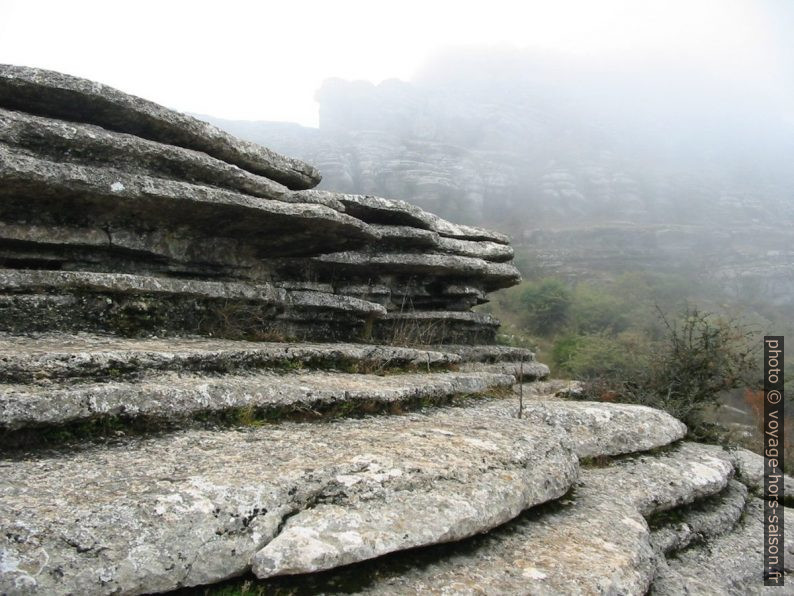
<box><xmin>0</xmin><ymin>64</ymin><xmax>517</xmax><ymax>345</ymax></box>
<box><xmin>1</xmin><ymin>66</ymin><xmax>791</xmax><ymax>596</ymax></box>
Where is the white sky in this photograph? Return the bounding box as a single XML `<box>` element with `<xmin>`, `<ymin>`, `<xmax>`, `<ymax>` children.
<box><xmin>0</xmin><ymin>0</ymin><xmax>789</xmax><ymax>126</ymax></box>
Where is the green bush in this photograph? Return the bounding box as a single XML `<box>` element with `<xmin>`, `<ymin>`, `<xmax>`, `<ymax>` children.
<box><xmin>570</xmin><ymin>284</ymin><xmax>630</xmax><ymax>334</ymax></box>
<box><xmin>520</xmin><ymin>278</ymin><xmax>571</xmax><ymax>336</ymax></box>
<box><xmin>576</xmin><ymin>307</ymin><xmax>757</xmax><ymax>440</ymax></box>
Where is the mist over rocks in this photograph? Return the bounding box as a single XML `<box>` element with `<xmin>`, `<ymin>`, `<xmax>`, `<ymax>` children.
<box><xmin>203</xmin><ymin>48</ymin><xmax>794</xmax><ymax>302</ymax></box>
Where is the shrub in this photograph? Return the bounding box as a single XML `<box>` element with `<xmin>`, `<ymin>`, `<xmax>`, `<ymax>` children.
<box><xmin>577</xmin><ymin>307</ymin><xmax>758</xmax><ymax>440</ymax></box>
<box><xmin>520</xmin><ymin>278</ymin><xmax>571</xmax><ymax>336</ymax></box>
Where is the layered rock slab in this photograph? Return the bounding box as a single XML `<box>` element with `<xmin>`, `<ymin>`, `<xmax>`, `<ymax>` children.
<box><xmin>0</xmin><ymin>270</ymin><xmax>385</xmax><ymax>339</ymax></box>
<box><xmin>489</xmin><ymin>393</ymin><xmax>688</xmax><ymax>458</ymax></box>
<box><xmin>0</xmin><ymin>333</ymin><xmax>461</xmax><ymax>384</ymax></box>
<box><xmin>0</xmin><ymin>369</ymin><xmax>514</xmax><ymax>431</ymax></box>
<box><xmin>651</xmin><ymin>497</ymin><xmax>794</xmax><ymax>595</ymax></box>
<box><xmin>0</xmin><ymin>64</ymin><xmax>321</xmax><ymax>189</ymax></box>
<box><xmin>347</xmin><ymin>442</ymin><xmax>732</xmax><ymax>595</ymax></box>
<box><xmin>0</xmin><ymin>408</ymin><xmax>577</xmax><ymax>594</ymax></box>
<box><xmin>650</xmin><ymin>479</ymin><xmax>748</xmax><ymax>555</ymax></box>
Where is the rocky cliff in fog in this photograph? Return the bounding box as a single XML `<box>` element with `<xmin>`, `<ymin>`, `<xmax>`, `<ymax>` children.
<box><xmin>204</xmin><ymin>49</ymin><xmax>794</xmax><ymax>300</ymax></box>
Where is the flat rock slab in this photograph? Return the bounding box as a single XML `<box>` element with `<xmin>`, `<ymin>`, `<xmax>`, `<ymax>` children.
<box><xmin>477</xmin><ymin>397</ymin><xmax>687</xmax><ymax>458</ymax></box>
<box><xmin>650</xmin><ymin>479</ymin><xmax>748</xmax><ymax>555</ymax></box>
<box><xmin>314</xmin><ymin>252</ymin><xmax>520</xmax><ymax>291</ymax></box>
<box><xmin>460</xmin><ymin>360</ymin><xmax>550</xmax><ymax>381</ymax></box>
<box><xmin>0</xmin><ymin>64</ymin><xmax>320</xmax><ymax>189</ymax></box>
<box><xmin>352</xmin><ymin>442</ymin><xmax>732</xmax><ymax>595</ymax></box>
<box><xmin>651</xmin><ymin>497</ymin><xmax>794</xmax><ymax>595</ymax></box>
<box><xmin>0</xmin><ymin>370</ymin><xmax>514</xmax><ymax>431</ymax></box>
<box><xmin>0</xmin><ymin>333</ymin><xmax>461</xmax><ymax>384</ymax></box>
<box><xmin>0</xmin><ymin>408</ymin><xmax>577</xmax><ymax>594</ymax></box>
<box><xmin>0</xmin><ymin>147</ymin><xmax>371</xmax><ymax>256</ymax></box>
<box><xmin>299</xmin><ymin>192</ymin><xmax>510</xmax><ymax>244</ymax></box>
<box><xmin>435</xmin><ymin>344</ymin><xmax>536</xmax><ymax>363</ymax></box>
<box><xmin>0</xmin><ymin>108</ymin><xmax>301</xmax><ymax>204</ymax></box>
<box><xmin>0</xmin><ymin>270</ymin><xmax>381</xmax><ymax>314</ymax></box>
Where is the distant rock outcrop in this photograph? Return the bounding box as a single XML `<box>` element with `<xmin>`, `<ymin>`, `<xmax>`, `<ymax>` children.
<box><xmin>0</xmin><ymin>66</ymin><xmax>791</xmax><ymax>595</ymax></box>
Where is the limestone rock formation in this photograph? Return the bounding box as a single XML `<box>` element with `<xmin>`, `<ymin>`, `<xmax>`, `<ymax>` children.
<box><xmin>0</xmin><ymin>66</ymin><xmax>790</xmax><ymax>596</ymax></box>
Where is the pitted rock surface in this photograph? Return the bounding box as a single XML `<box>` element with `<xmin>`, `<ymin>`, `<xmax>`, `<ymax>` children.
<box><xmin>352</xmin><ymin>441</ymin><xmax>733</xmax><ymax>595</ymax></box>
<box><xmin>478</xmin><ymin>396</ymin><xmax>687</xmax><ymax>458</ymax></box>
<box><xmin>0</xmin><ymin>408</ymin><xmax>577</xmax><ymax>594</ymax></box>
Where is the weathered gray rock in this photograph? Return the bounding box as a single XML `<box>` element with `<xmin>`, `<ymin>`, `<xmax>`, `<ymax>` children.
<box><xmin>650</xmin><ymin>480</ymin><xmax>748</xmax><ymax>555</ymax></box>
<box><xmin>0</xmin><ymin>333</ymin><xmax>461</xmax><ymax>384</ymax></box>
<box><xmin>436</xmin><ymin>236</ymin><xmax>514</xmax><ymax>262</ymax></box>
<box><xmin>460</xmin><ymin>360</ymin><xmax>550</xmax><ymax>381</ymax></box>
<box><xmin>722</xmin><ymin>446</ymin><xmax>794</xmax><ymax>498</ymax></box>
<box><xmin>296</xmin><ymin>191</ymin><xmax>510</xmax><ymax>244</ymax></box>
<box><xmin>0</xmin><ymin>146</ymin><xmax>372</xmax><ymax>256</ymax></box>
<box><xmin>478</xmin><ymin>398</ymin><xmax>687</xmax><ymax>458</ymax></box>
<box><xmin>0</xmin><ymin>64</ymin><xmax>321</xmax><ymax>189</ymax></box>
<box><xmin>0</xmin><ymin>269</ymin><xmax>388</xmax><ymax>340</ymax></box>
<box><xmin>314</xmin><ymin>251</ymin><xmax>521</xmax><ymax>291</ymax></box>
<box><xmin>353</xmin><ymin>442</ymin><xmax>732</xmax><ymax>595</ymax></box>
<box><xmin>0</xmin><ymin>107</ymin><xmax>310</xmax><ymax>203</ymax></box>
<box><xmin>651</xmin><ymin>497</ymin><xmax>794</xmax><ymax>595</ymax></box>
<box><xmin>0</xmin><ymin>370</ymin><xmax>513</xmax><ymax>431</ymax></box>
<box><xmin>437</xmin><ymin>344</ymin><xmax>536</xmax><ymax>363</ymax></box>
<box><xmin>0</xmin><ymin>407</ymin><xmax>577</xmax><ymax>594</ymax></box>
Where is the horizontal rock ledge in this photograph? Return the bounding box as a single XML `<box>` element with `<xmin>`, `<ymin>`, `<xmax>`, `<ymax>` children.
<box><xmin>0</xmin><ymin>270</ymin><xmax>386</xmax><ymax>340</ymax></box>
<box><xmin>0</xmin><ymin>64</ymin><xmax>321</xmax><ymax>189</ymax></box>
<box><xmin>0</xmin><ymin>107</ymin><xmax>303</xmax><ymax>203</ymax></box>
<box><xmin>0</xmin><ymin>370</ymin><xmax>514</xmax><ymax>431</ymax></box>
<box><xmin>313</xmin><ymin>251</ymin><xmax>521</xmax><ymax>290</ymax></box>
<box><xmin>294</xmin><ymin>191</ymin><xmax>511</xmax><ymax>244</ymax></box>
<box><xmin>0</xmin><ymin>407</ymin><xmax>577</xmax><ymax>595</ymax></box>
<box><xmin>0</xmin><ymin>333</ymin><xmax>463</xmax><ymax>384</ymax></box>
<box><xmin>0</xmin><ymin>146</ymin><xmax>374</xmax><ymax>256</ymax></box>
<box><xmin>352</xmin><ymin>442</ymin><xmax>734</xmax><ymax>595</ymax></box>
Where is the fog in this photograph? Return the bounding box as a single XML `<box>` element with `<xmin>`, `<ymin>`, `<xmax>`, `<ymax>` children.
<box><xmin>2</xmin><ymin>0</ymin><xmax>793</xmax><ymax>299</ymax></box>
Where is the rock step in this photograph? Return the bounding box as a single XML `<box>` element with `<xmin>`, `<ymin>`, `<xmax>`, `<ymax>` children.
<box><xmin>0</xmin><ymin>146</ymin><xmax>372</xmax><ymax>257</ymax></box>
<box><xmin>650</xmin><ymin>479</ymin><xmax>748</xmax><ymax>555</ymax></box>
<box><xmin>0</xmin><ymin>406</ymin><xmax>577</xmax><ymax>594</ymax></box>
<box><xmin>723</xmin><ymin>446</ymin><xmax>794</xmax><ymax>497</ymax></box>
<box><xmin>298</xmin><ymin>442</ymin><xmax>732</xmax><ymax>595</ymax></box>
<box><xmin>0</xmin><ymin>369</ymin><xmax>514</xmax><ymax>433</ymax></box>
<box><xmin>460</xmin><ymin>360</ymin><xmax>550</xmax><ymax>381</ymax></box>
<box><xmin>0</xmin><ymin>269</ymin><xmax>385</xmax><ymax>340</ymax></box>
<box><xmin>436</xmin><ymin>344</ymin><xmax>537</xmax><ymax>363</ymax></box>
<box><xmin>479</xmin><ymin>397</ymin><xmax>687</xmax><ymax>458</ymax></box>
<box><xmin>313</xmin><ymin>251</ymin><xmax>520</xmax><ymax>292</ymax></box>
<box><xmin>0</xmin><ymin>334</ymin><xmax>461</xmax><ymax>384</ymax></box>
<box><xmin>0</xmin><ymin>64</ymin><xmax>321</xmax><ymax>189</ymax></box>
<box><xmin>650</xmin><ymin>497</ymin><xmax>794</xmax><ymax>595</ymax></box>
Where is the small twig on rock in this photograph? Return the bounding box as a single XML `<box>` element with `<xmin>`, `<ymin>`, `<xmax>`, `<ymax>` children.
<box><xmin>518</xmin><ymin>357</ymin><xmax>524</xmax><ymax>419</ymax></box>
